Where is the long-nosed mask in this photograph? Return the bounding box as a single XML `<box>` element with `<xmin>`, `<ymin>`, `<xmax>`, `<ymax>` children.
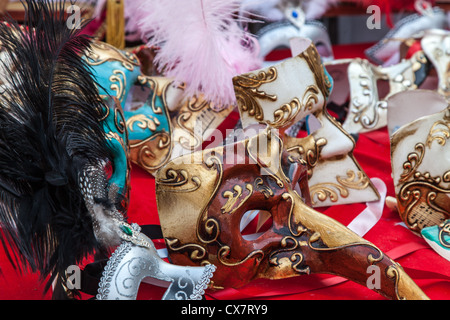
<box><xmin>233</xmin><ymin>38</ymin><xmax>379</xmax><ymax>207</ymax></box>
<box><xmin>84</xmin><ymin>41</ymin><xmax>234</xmax><ymax>176</ymax></box>
<box><xmin>156</xmin><ymin>126</ymin><xmax>428</xmax><ymax>300</ymax></box>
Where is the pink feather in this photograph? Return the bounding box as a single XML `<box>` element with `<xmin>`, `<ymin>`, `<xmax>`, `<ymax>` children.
<box><xmin>129</xmin><ymin>0</ymin><xmax>262</xmax><ymax>109</ymax></box>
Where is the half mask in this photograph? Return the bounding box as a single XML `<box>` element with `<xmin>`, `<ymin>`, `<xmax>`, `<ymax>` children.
<box><xmin>234</xmin><ymin>38</ymin><xmax>380</xmax><ymax>207</ymax></box>
<box><xmin>155</xmin><ymin>126</ymin><xmax>428</xmax><ymax>300</ymax></box>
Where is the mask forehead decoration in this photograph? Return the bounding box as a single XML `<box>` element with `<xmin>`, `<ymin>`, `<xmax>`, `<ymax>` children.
<box><xmin>156</xmin><ymin>126</ymin><xmax>428</xmax><ymax>300</ymax></box>
<box><xmin>325</xmin><ymin>49</ymin><xmax>429</xmax><ymax>135</ymax></box>
<box><xmin>234</xmin><ymin>38</ymin><xmax>379</xmax><ymax>207</ymax></box>
<box><xmin>389</xmin><ymin>90</ymin><xmax>450</xmax><ymax>236</ymax></box>
<box><xmin>84</xmin><ymin>41</ymin><xmax>234</xmax><ymax>176</ymax></box>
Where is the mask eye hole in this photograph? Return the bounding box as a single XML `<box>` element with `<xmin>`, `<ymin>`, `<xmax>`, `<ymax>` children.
<box><xmin>240</xmin><ymin>210</ymin><xmax>273</xmax><ymax>241</ymax></box>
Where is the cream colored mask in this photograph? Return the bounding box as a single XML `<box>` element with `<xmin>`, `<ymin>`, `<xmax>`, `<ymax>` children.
<box><xmin>325</xmin><ymin>50</ymin><xmax>430</xmax><ymax>135</ymax></box>
<box><xmin>389</xmin><ymin>90</ymin><xmax>450</xmax><ymax>236</ymax></box>
<box><xmin>155</xmin><ymin>126</ymin><xmax>428</xmax><ymax>300</ymax></box>
<box><xmin>233</xmin><ymin>38</ymin><xmax>379</xmax><ymax>207</ymax></box>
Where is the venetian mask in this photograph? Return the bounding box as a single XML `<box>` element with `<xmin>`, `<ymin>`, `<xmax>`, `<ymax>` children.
<box><xmin>84</xmin><ymin>41</ymin><xmax>234</xmax><ymax>176</ymax></box>
<box><xmin>325</xmin><ymin>49</ymin><xmax>430</xmax><ymax>135</ymax></box>
<box><xmin>233</xmin><ymin>38</ymin><xmax>379</xmax><ymax>207</ymax></box>
<box><xmin>155</xmin><ymin>126</ymin><xmax>428</xmax><ymax>300</ymax></box>
<box><xmin>389</xmin><ymin>90</ymin><xmax>450</xmax><ymax>236</ymax></box>
<box><xmin>75</xmin><ymin>95</ymin><xmax>217</xmax><ymax>300</ymax></box>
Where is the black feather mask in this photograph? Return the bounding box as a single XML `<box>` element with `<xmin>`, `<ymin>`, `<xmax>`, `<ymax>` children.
<box><xmin>0</xmin><ymin>0</ymin><xmax>124</xmax><ymax>292</ymax></box>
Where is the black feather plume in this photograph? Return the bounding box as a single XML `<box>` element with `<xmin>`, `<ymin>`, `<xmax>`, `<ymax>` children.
<box><xmin>0</xmin><ymin>0</ymin><xmax>114</xmax><ymax>291</ymax></box>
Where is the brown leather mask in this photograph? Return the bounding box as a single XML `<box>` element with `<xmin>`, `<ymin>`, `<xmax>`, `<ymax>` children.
<box><xmin>155</xmin><ymin>126</ymin><xmax>428</xmax><ymax>300</ymax></box>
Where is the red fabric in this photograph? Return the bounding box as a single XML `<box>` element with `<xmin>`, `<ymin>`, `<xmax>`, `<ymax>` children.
<box><xmin>1</xmin><ymin>43</ymin><xmax>449</xmax><ymax>300</ymax></box>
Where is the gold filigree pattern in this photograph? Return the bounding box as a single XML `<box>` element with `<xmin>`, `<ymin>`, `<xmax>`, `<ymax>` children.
<box><xmin>282</xmin><ymin>193</ymin><xmax>308</xmax><ymax>237</ymax></box>
<box><xmin>254</xmin><ymin>177</ymin><xmax>274</xmax><ymax>198</ymax></box>
<box><xmin>297</xmin><ymin>45</ymin><xmax>332</xmax><ymax>98</ymax></box>
<box><xmin>172</xmin><ymin>94</ymin><xmax>234</xmax><ymax>152</ymax></box>
<box><xmin>386</xmin><ymin>263</ymin><xmax>406</xmax><ymax>300</ymax></box>
<box><xmin>336</xmin><ymin>170</ymin><xmax>371</xmax><ymax>190</ymax></box>
<box><xmin>129</xmin><ymin>132</ymin><xmax>172</xmax><ymax>173</ymax></box>
<box><xmin>399</xmin><ymin>143</ymin><xmax>425</xmax><ymax>183</ymax></box>
<box><xmin>217</xmin><ymin>246</ymin><xmax>264</xmax><ymax>267</ymax></box>
<box><xmin>399</xmin><ymin>179</ymin><xmax>450</xmax><ymax>232</ymax></box>
<box><xmin>309</xmin><ymin>170</ymin><xmax>371</xmax><ymax>205</ymax></box>
<box><xmin>165</xmin><ymin>238</ymin><xmax>206</xmax><ymax>261</ymax></box>
<box><xmin>269</xmin><ymin>236</ymin><xmax>310</xmax><ymax>275</ymax></box>
<box><xmin>84</xmin><ymin>41</ymin><xmax>140</xmax><ymax>71</ymax></box>
<box><xmin>286</xmin><ymin>135</ymin><xmax>327</xmax><ymax>178</ymax></box>
<box><xmin>233</xmin><ymin>67</ymin><xmax>278</xmax><ymax>121</ymax></box>
<box><xmin>175</xmin><ymin>111</ymin><xmax>202</xmax><ymax>151</ymax></box>
<box><xmin>196</xmin><ymin>154</ymin><xmax>224</xmax><ymax>245</ymax></box>
<box><xmin>426</xmin><ymin>119</ymin><xmax>450</xmax><ymax>148</ymax></box>
<box><xmin>397</xmin><ymin>129</ymin><xmax>450</xmax><ymax>233</ymax></box>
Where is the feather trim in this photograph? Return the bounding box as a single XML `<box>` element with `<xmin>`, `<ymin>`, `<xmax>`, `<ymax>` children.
<box><xmin>0</xmin><ymin>0</ymin><xmax>114</xmax><ymax>290</ymax></box>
